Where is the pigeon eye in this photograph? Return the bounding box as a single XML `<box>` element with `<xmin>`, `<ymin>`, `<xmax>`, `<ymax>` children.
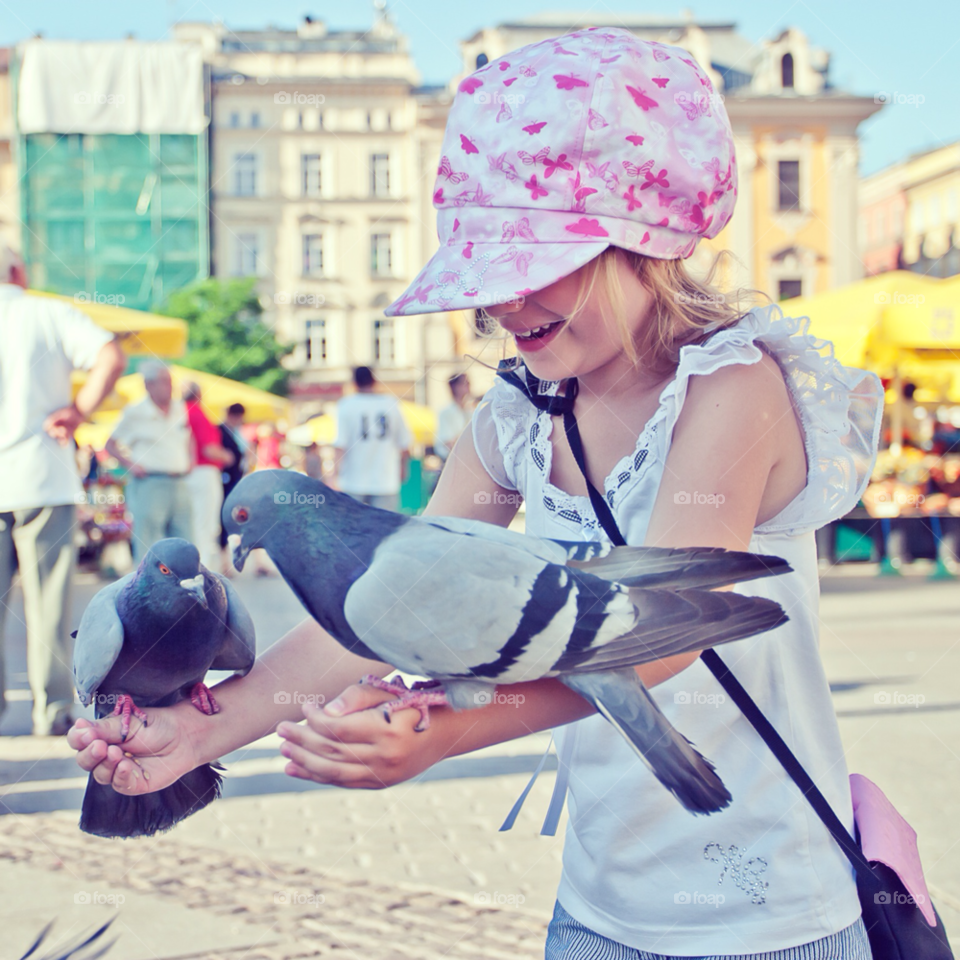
<box><xmin>158</xmin><ymin>563</ymin><xmax>171</xmax><ymax>575</ymax></box>
<box><xmin>232</xmin><ymin>506</ymin><xmax>249</xmax><ymax>523</ymax></box>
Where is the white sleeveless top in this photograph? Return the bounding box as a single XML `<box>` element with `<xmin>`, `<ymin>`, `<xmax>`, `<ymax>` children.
<box><xmin>471</xmin><ymin>304</ymin><xmax>884</xmax><ymax>955</ymax></box>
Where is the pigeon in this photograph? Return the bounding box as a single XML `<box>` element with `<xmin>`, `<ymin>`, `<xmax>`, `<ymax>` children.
<box><xmin>18</xmin><ymin>919</ymin><xmax>115</xmax><ymax>960</ymax></box>
<box><xmin>72</xmin><ymin>538</ymin><xmax>256</xmax><ymax>838</ymax></box>
<box><xmin>223</xmin><ymin>470</ymin><xmax>791</xmax><ymax>814</ymax></box>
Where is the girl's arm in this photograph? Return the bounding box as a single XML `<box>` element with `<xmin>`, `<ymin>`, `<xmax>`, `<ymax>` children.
<box><xmin>276</xmin><ymin>357</ymin><xmax>803</xmax><ymax>788</ymax></box>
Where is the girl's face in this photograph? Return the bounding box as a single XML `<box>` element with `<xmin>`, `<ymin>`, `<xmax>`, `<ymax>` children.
<box><xmin>484</xmin><ymin>250</ymin><xmax>655</xmax><ymax>384</ymax></box>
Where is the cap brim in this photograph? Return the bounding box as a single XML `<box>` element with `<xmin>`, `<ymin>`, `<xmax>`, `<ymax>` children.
<box><xmin>384</xmin><ymin>240</ymin><xmax>609</xmax><ymax>317</ymax></box>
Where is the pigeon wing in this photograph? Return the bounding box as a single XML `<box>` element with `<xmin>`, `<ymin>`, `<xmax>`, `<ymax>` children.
<box><xmin>72</xmin><ymin>574</ymin><xmax>132</xmax><ymax>706</ymax></box>
<box><xmin>208</xmin><ymin>573</ymin><xmax>257</xmax><ymax>676</ymax></box>
<box><xmin>422</xmin><ymin>514</ymin><xmax>570</xmax><ymax>564</ymax></box>
<box><xmin>342</xmin><ymin>523</ymin><xmax>637</xmax><ymax>683</ymax></box>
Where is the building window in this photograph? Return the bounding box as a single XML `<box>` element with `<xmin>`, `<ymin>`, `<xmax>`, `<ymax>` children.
<box><xmin>234</xmin><ymin>232</ymin><xmax>260</xmax><ymax>276</ymax></box>
<box><xmin>250</xmin><ymin>111</ymin><xmax>261</xmax><ymax>128</ymax></box>
<box><xmin>781</xmin><ymin>53</ymin><xmax>794</xmax><ymax>89</ymax></box>
<box><xmin>928</xmin><ymin>195</ymin><xmax>941</xmax><ymax>228</ymax></box>
<box><xmin>234</xmin><ymin>153</ymin><xmax>258</xmax><ymax>196</ymax></box>
<box><xmin>777</xmin><ymin>160</ymin><xmax>801</xmax><ymax>211</ymax></box>
<box><xmin>778</xmin><ymin>279</ymin><xmax>803</xmax><ymax>301</ymax></box>
<box><xmin>373</xmin><ymin>319</ymin><xmax>396</xmax><ymax>365</ymax></box>
<box><xmin>371</xmin><ymin>233</ymin><xmax>392</xmax><ymax>276</ymax></box>
<box><xmin>370</xmin><ymin>153</ymin><xmax>390</xmax><ymax>197</ymax></box>
<box><xmin>229</xmin><ymin>111</ymin><xmax>241</xmax><ymax>128</ymax></box>
<box><xmin>305</xmin><ymin>318</ymin><xmax>328</xmax><ymax>365</ymax></box>
<box><xmin>911</xmin><ymin>201</ymin><xmax>925</xmax><ymax>233</ymax></box>
<box><xmin>303</xmin><ymin>234</ymin><xmax>324</xmax><ymax>276</ymax></box>
<box><xmin>302</xmin><ymin>154</ymin><xmax>322</xmax><ymax>197</ymax></box>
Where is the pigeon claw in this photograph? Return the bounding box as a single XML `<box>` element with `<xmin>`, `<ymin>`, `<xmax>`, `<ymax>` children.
<box><xmin>189</xmin><ymin>682</ymin><xmax>220</xmax><ymax>715</ymax></box>
<box><xmin>360</xmin><ymin>674</ymin><xmax>448</xmax><ymax>732</ymax></box>
<box><xmin>110</xmin><ymin>694</ymin><xmax>149</xmax><ymax>742</ymax></box>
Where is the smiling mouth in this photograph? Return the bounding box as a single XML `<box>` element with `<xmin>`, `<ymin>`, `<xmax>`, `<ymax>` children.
<box><xmin>514</xmin><ymin>319</ymin><xmax>566</xmax><ymax>342</ymax></box>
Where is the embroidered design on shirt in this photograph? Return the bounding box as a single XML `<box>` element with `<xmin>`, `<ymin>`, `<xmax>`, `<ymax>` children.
<box><xmin>703</xmin><ymin>843</ymin><xmax>769</xmax><ymax>905</ymax></box>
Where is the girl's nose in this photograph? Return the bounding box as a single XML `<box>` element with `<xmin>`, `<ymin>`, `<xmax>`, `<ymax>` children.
<box><xmin>481</xmin><ymin>297</ymin><xmax>525</xmax><ymax>319</ymax></box>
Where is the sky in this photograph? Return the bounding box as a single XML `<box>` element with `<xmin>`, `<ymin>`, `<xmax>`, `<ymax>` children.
<box><xmin>2</xmin><ymin>0</ymin><xmax>957</xmax><ymax>176</ymax></box>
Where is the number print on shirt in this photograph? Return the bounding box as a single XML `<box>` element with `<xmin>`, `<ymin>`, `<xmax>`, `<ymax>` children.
<box><xmin>360</xmin><ymin>414</ymin><xmax>390</xmax><ymax>440</ymax></box>
<box><xmin>703</xmin><ymin>843</ymin><xmax>769</xmax><ymax>905</ymax></box>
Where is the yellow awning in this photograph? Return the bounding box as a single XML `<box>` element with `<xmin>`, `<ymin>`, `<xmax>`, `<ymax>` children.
<box><xmin>27</xmin><ymin>290</ymin><xmax>188</xmax><ymax>357</ymax></box>
<box><xmin>785</xmin><ymin>272</ymin><xmax>960</xmax><ymax>379</ymax></box>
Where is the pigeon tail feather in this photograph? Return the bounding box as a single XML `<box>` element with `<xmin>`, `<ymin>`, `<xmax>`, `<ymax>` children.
<box><xmin>560</xmin><ymin>669</ymin><xmax>732</xmax><ymax>815</ymax></box>
<box><xmin>568</xmin><ymin>544</ymin><xmax>792</xmax><ymax>590</ymax></box>
<box><xmin>79</xmin><ymin>762</ymin><xmax>224</xmax><ymax>839</ymax></box>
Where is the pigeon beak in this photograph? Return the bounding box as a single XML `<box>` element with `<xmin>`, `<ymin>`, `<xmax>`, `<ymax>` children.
<box><xmin>229</xmin><ymin>533</ymin><xmax>250</xmax><ymax>572</ymax></box>
<box><xmin>179</xmin><ymin>574</ymin><xmax>208</xmax><ymax>609</ymax></box>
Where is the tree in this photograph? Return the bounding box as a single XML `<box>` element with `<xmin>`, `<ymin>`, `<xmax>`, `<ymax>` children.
<box><xmin>156</xmin><ymin>278</ymin><xmax>291</xmax><ymax>395</ymax></box>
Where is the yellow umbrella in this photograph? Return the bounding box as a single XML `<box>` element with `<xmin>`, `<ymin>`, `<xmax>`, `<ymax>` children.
<box><xmin>288</xmin><ymin>401</ymin><xmax>436</xmax><ymax>448</ymax></box>
<box><xmin>27</xmin><ymin>290</ymin><xmax>188</xmax><ymax>357</ymax></box>
<box><xmin>74</xmin><ymin>410</ymin><xmax>121</xmax><ymax>449</ymax></box>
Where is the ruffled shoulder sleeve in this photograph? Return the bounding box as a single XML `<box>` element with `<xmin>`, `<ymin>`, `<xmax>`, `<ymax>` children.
<box><xmin>471</xmin><ymin>374</ymin><xmax>539</xmax><ymax>493</ymax></box>
<box><xmin>657</xmin><ymin>303</ymin><xmax>884</xmax><ymax>537</ymax></box>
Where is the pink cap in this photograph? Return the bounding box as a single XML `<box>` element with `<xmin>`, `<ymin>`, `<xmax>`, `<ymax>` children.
<box><xmin>386</xmin><ymin>27</ymin><xmax>737</xmax><ymax>317</ymax></box>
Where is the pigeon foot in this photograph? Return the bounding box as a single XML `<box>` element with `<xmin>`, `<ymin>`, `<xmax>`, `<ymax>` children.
<box><xmin>190</xmin><ymin>682</ymin><xmax>220</xmax><ymax>715</ymax></box>
<box><xmin>110</xmin><ymin>694</ymin><xmax>149</xmax><ymax>742</ymax></box>
<box><xmin>360</xmin><ymin>675</ymin><xmax>448</xmax><ymax>732</ymax></box>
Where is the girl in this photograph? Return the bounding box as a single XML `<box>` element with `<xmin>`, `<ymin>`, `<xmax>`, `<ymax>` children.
<box><xmin>70</xmin><ymin>28</ymin><xmax>883</xmax><ymax>959</ymax></box>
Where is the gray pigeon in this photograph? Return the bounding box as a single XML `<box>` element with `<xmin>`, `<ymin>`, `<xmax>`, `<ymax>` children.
<box><xmin>223</xmin><ymin>470</ymin><xmax>791</xmax><ymax>814</ymax></box>
<box><xmin>72</xmin><ymin>538</ymin><xmax>256</xmax><ymax>838</ymax></box>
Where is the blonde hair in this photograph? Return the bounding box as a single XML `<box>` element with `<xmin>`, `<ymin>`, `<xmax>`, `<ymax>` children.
<box><xmin>476</xmin><ymin>247</ymin><xmax>768</xmax><ymax>378</ymax></box>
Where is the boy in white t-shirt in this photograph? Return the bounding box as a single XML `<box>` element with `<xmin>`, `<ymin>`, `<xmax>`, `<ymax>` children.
<box><xmin>332</xmin><ymin>366</ymin><xmax>412</xmax><ymax>511</ymax></box>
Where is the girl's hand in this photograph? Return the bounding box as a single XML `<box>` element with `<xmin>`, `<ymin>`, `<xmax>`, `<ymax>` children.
<box><xmin>67</xmin><ymin>707</ymin><xmax>202</xmax><ymax>796</ymax></box>
<box><xmin>276</xmin><ymin>683</ymin><xmax>454</xmax><ymax>789</ymax></box>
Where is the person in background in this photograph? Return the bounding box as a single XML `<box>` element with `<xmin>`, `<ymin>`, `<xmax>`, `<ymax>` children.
<box><xmin>435</xmin><ymin>373</ymin><xmax>474</xmax><ymax>464</ymax></box>
<box><xmin>182</xmin><ymin>382</ymin><xmax>234</xmax><ymax>571</ymax></box>
<box><xmin>0</xmin><ymin>246</ymin><xmax>126</xmax><ymax>735</ymax></box>
<box><xmin>105</xmin><ymin>362</ymin><xmax>193</xmax><ymax>562</ymax></box>
<box><xmin>332</xmin><ymin>366</ymin><xmax>412</xmax><ymax>511</ymax></box>
<box><xmin>302</xmin><ymin>442</ymin><xmax>323</xmax><ymax>480</ymax></box>
<box><xmin>219</xmin><ymin>402</ymin><xmax>248</xmax><ymax>542</ymax></box>
<box><xmin>254</xmin><ymin>422</ymin><xmax>283</xmax><ymax>470</ymax></box>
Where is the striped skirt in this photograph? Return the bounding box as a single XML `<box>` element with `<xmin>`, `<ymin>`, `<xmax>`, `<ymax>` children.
<box><xmin>545</xmin><ymin>901</ymin><xmax>873</xmax><ymax>959</ymax></box>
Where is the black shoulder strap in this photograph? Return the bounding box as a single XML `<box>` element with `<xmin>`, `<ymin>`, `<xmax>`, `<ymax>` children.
<box><xmin>559</xmin><ymin>400</ymin><xmax>878</xmax><ymax>886</ymax></box>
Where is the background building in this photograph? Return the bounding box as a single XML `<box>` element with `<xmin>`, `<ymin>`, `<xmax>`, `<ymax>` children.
<box><xmin>175</xmin><ymin>12</ymin><xmax>480</xmax><ymax>415</ymax></box>
<box><xmin>13</xmin><ymin>39</ymin><xmax>209</xmax><ymax>310</ymax></box>
<box><xmin>461</xmin><ymin>13</ymin><xmax>880</xmax><ymax>301</ymax></box>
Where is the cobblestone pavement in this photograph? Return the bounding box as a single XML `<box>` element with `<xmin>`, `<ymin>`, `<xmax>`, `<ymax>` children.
<box><xmin>1</xmin><ymin>563</ymin><xmax>960</xmax><ymax>956</ymax></box>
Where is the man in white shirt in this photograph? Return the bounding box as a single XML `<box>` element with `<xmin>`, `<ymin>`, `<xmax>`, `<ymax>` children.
<box><xmin>435</xmin><ymin>373</ymin><xmax>474</xmax><ymax>462</ymax></box>
<box><xmin>333</xmin><ymin>366</ymin><xmax>412</xmax><ymax>511</ymax></box>
<box><xmin>105</xmin><ymin>362</ymin><xmax>194</xmax><ymax>561</ymax></box>
<box><xmin>0</xmin><ymin>248</ymin><xmax>127</xmax><ymax>736</ymax></box>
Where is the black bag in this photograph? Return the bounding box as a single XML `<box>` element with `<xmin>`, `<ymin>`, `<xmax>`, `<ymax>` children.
<box><xmin>550</xmin><ymin>376</ymin><xmax>955</xmax><ymax>960</ymax></box>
